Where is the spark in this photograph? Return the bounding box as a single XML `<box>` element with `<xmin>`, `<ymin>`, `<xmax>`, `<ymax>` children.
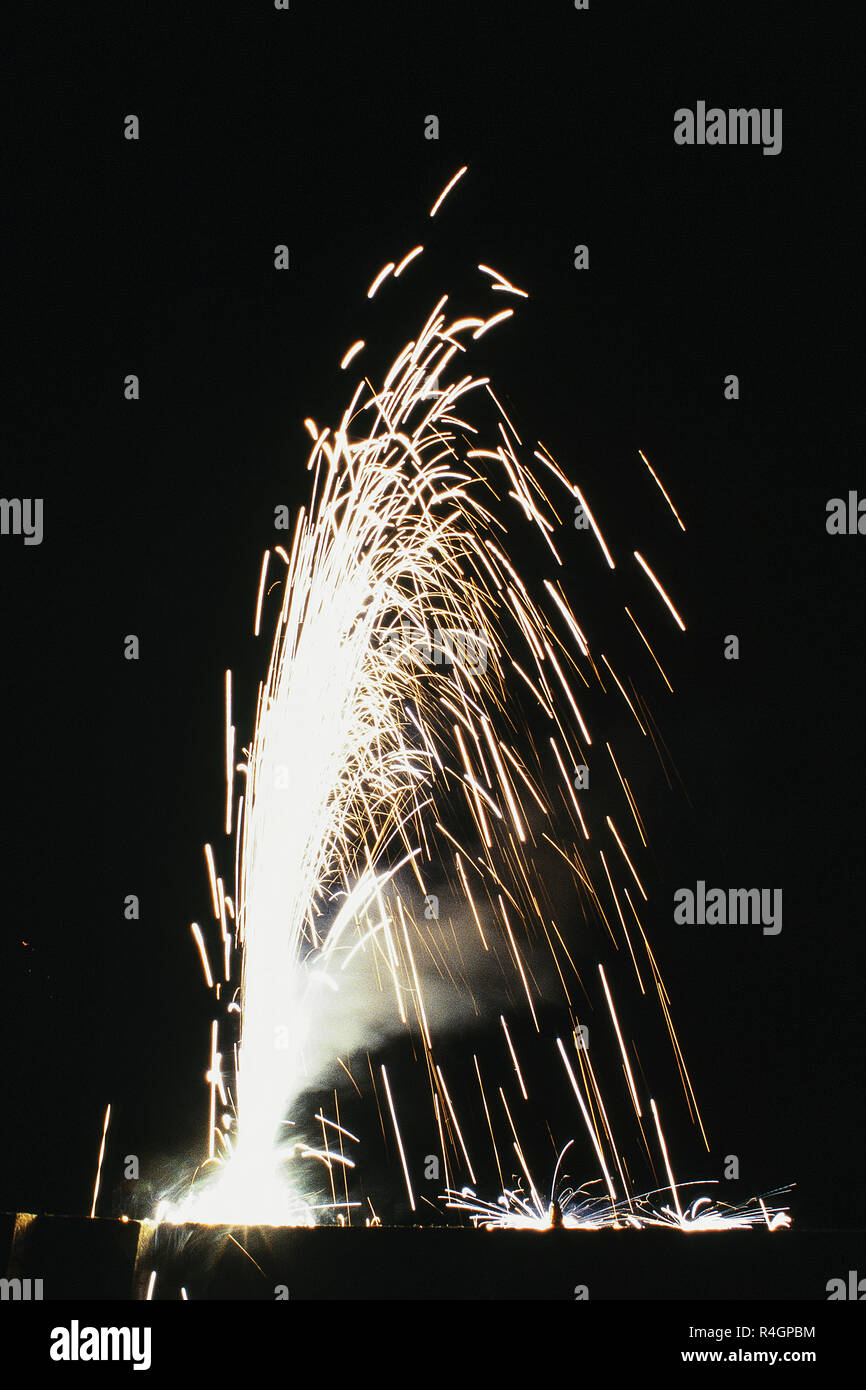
<box><xmin>500</xmin><ymin>1015</ymin><xmax>528</xmax><ymax>1100</ymax></box>
<box><xmin>638</xmin><ymin>449</ymin><xmax>686</xmax><ymax>531</ymax></box>
<box><xmin>500</xmin><ymin>896</ymin><xmax>540</xmax><ymax>1033</ymax></box>
<box><xmin>598</xmin><ymin>964</ymin><xmax>642</xmax><ymax>1118</ymax></box>
<box><xmin>436</xmin><ymin>1065</ymin><xmax>477</xmax><ymax>1184</ymax></box>
<box><xmin>633</xmin><ymin>551</ymin><xmax>686</xmax><ymax>631</ymax></box>
<box><xmin>190</xmin><ymin>923</ymin><xmax>214</xmax><ymax>989</ymax></box>
<box><xmin>398</xmin><ymin>896</ymin><xmax>432</xmax><ymax>1050</ymax></box>
<box><xmin>429</xmin><ymin>165</ymin><xmax>468</xmax><ymax>217</ymax></box>
<box><xmin>225</xmin><ymin>670</ymin><xmax>235</xmax><ymax>835</ymax></box>
<box><xmin>606</xmin><ymin>741</ymin><xmax>648</xmax><ymax>846</ymax></box>
<box><xmin>480</xmin><ymin>716</ymin><xmax>526</xmax><ymax>842</ymax></box>
<box><xmin>557</xmin><ymin>1038</ymin><xmax>618</xmax><ymax>1205</ymax></box>
<box><xmin>90</xmin><ymin>1103</ymin><xmax>111</xmax><ymax>1219</ymax></box>
<box><xmin>477</xmin><ymin>264</ymin><xmax>529</xmax><ymax>299</ymax></box>
<box><xmin>253</xmin><ymin>551</ymin><xmax>271</xmax><ymax>637</ymax></box>
<box><xmin>455</xmin><ymin>853</ymin><xmax>488</xmax><ymax>950</ymax></box>
<box><xmin>472</xmin><ymin>308</ymin><xmax>514</xmax><ymax>339</ymax></box>
<box><xmin>206</xmin><ymin>1020</ymin><xmax>220</xmax><ymax>1161</ymax></box>
<box><xmin>204</xmin><ymin>843</ymin><xmax>219</xmax><ymax>919</ymax></box>
<box><xmin>605</xmin><ymin>816</ymin><xmax>647</xmax><ymax>901</ymax></box>
<box><xmin>543</xmin><ymin>640</ymin><xmax>593</xmax><ymax>744</ymax></box>
<box><xmin>544</xmin><ymin>580</ymin><xmax>589</xmax><ymax>656</ymax></box>
<box><xmin>447</xmin><ymin>1174</ymin><xmax>792</xmax><ymax>1232</ymax></box>
<box><xmin>381</xmin><ymin>1064</ymin><xmax>415</xmax><ymax>1211</ymax></box>
<box><xmin>549</xmin><ymin>736</ymin><xmax>590</xmax><ymax>840</ymax></box>
<box><xmin>573</xmin><ymin>484</ymin><xmax>615</xmax><ymax>569</ymax></box>
<box><xmin>367</xmin><ymin>262</ymin><xmax>395</xmax><ymax>299</ymax></box>
<box><xmin>340</xmin><ymin>340</ymin><xmax>365</xmax><ymax>370</ymax></box>
<box><xmin>394</xmin><ymin>246</ymin><xmax>424</xmax><ymax>277</ymax></box>
<box><xmin>624</xmin><ymin>605</ymin><xmax>674</xmax><ymax>692</ymax></box>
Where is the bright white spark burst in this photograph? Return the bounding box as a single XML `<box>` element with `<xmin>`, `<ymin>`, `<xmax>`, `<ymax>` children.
<box><xmin>156</xmin><ymin>169</ymin><xmax>789</xmax><ymax>1232</ymax></box>
<box><xmin>446</xmin><ymin>1181</ymin><xmax>794</xmax><ymax>1232</ymax></box>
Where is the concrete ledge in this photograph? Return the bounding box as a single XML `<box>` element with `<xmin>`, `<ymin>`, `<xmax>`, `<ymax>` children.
<box><xmin>3</xmin><ymin>1215</ymin><xmax>863</xmax><ymax>1300</ymax></box>
<box><xmin>3</xmin><ymin>1214</ymin><xmax>142</xmax><ymax>1300</ymax></box>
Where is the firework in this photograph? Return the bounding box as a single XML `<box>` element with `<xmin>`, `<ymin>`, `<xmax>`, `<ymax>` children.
<box><xmin>156</xmin><ymin>169</ymin><xmax>788</xmax><ymax>1233</ymax></box>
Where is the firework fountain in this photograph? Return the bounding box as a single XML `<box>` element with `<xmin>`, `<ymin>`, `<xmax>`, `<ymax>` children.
<box><xmin>156</xmin><ymin>168</ymin><xmax>789</xmax><ymax>1234</ymax></box>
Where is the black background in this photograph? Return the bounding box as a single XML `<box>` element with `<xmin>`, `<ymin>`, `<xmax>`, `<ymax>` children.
<box><xmin>3</xmin><ymin>0</ymin><xmax>862</xmax><ymax>1258</ymax></box>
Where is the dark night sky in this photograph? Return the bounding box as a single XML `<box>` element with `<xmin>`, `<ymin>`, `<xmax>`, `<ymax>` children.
<box><xmin>3</xmin><ymin>2</ymin><xmax>862</xmax><ymax>1240</ymax></box>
